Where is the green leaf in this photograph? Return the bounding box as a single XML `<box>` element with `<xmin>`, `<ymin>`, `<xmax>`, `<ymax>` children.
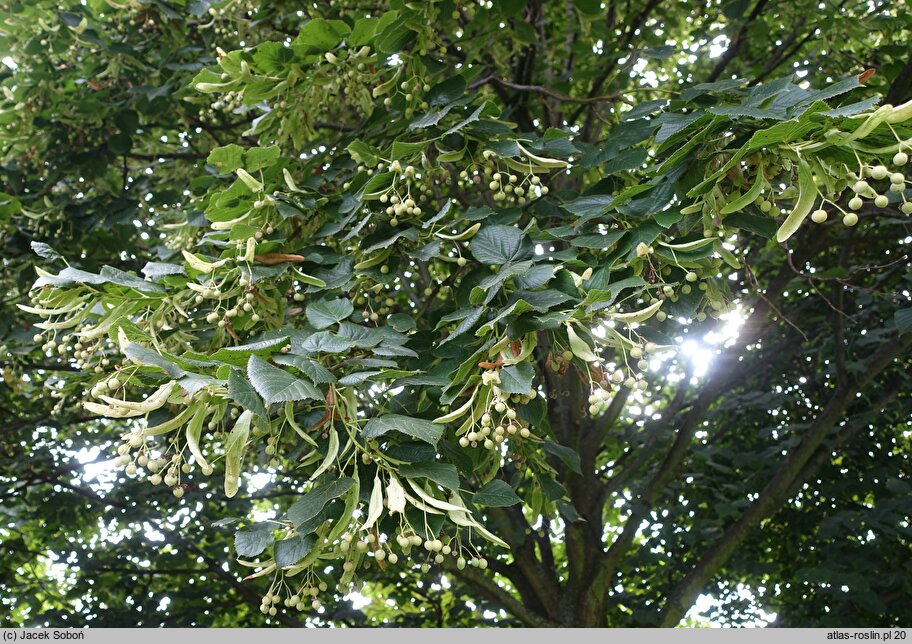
<box><xmin>400</xmin><ymin>462</ymin><xmax>460</xmax><ymax>492</ymax></box>
<box><xmin>514</xmin><ymin>265</ymin><xmax>556</xmax><ymax>289</ymax></box>
<box><xmin>571</xmin><ymin>231</ymin><xmax>625</xmax><ymax>249</ymax></box>
<box><xmin>124</xmin><ymin>343</ymin><xmax>186</xmax><ymax>378</ymax></box>
<box><xmin>247</xmin><ymin>355</ymin><xmax>322</xmax><ymax>405</ymax></box>
<box><xmin>681</xmin><ymin>78</ymin><xmax>746</xmax><ymax>101</ymax></box>
<box><xmin>539</xmin><ymin>475</ymin><xmax>567</xmax><ymax>501</ymax></box>
<box><xmin>294</xmin><ymin>18</ymin><xmax>350</xmax><ymax>51</ymax></box>
<box><xmin>234</xmin><ymin>522</ymin><xmax>274</xmax><ymax>557</ymax></box>
<box><xmin>471</xmin><ymin>225</ymin><xmax>532</xmax><ymax>265</ymax></box>
<box><xmin>375</xmin><ymin>16</ymin><xmax>413</xmax><ymax>53</ymax></box>
<box><xmin>438</xmin><ymin>307</ymin><xmax>483</xmax><ymax>346</ymax></box>
<box><xmin>653</xmin><ymin>208</ymin><xmax>683</xmax><ymax>227</ymax></box>
<box><xmin>178</xmin><ymin>373</ymin><xmax>222</xmax><ymax>397</ymax></box>
<box><xmin>388</xmin><ymin>313</ymin><xmax>417</xmax><ymax>332</ymax></box>
<box><xmin>895</xmin><ymin>308</ymin><xmax>912</xmax><ymax>334</ymax></box>
<box><xmin>273</xmin><ymin>355</ymin><xmax>337</xmax><ymax>384</ymax></box>
<box><xmin>0</xmin><ymin>193</ymin><xmax>22</xmax><ymax>219</ymax></box>
<box><xmin>274</xmin><ymin>534</ymin><xmax>316</xmax><ymax>567</ymax></box>
<box><xmin>141</xmin><ymin>262</ymin><xmax>185</xmax><ymax>281</ymax></box>
<box><xmin>602</xmin><ymin>148</ymin><xmax>648</xmax><ymax>174</ymax></box>
<box><xmin>227</xmin><ymin>369</ymin><xmax>267</xmax><ymax>418</ymax></box>
<box><xmin>573</xmin><ymin>0</ymin><xmax>602</xmax><ymax>14</ymax></box>
<box><xmin>305</xmin><ymin>299</ymin><xmax>354</xmax><ymax>330</ymax></box>
<box><xmin>747</xmin><ymin>113</ymin><xmax>820</xmax><ymax>151</ymax></box>
<box><xmin>346</xmin><ymin>139</ymin><xmax>381</xmax><ymax>166</ymax></box>
<box><xmin>286</xmin><ymin>477</ymin><xmax>355</xmax><ymax>527</ymax></box>
<box><xmin>655</xmin><ymin>112</ymin><xmax>706</xmax><ymax>145</ymax></box>
<box><xmin>102</xmin><ymin>266</ymin><xmax>167</xmax><ymax>293</ymax></box>
<box><xmin>724</xmin><ymin>210</ymin><xmax>777</xmax><ymax>237</ymax></box>
<box><xmin>499</xmin><ymin>361</ymin><xmax>534</xmax><ymax>395</ymax></box>
<box><xmin>561</xmin><ymin>194</ymin><xmax>614</xmax><ymax>219</ymax></box>
<box><xmin>244</xmin><ymin>146</ymin><xmax>281</xmax><ymax>171</ymax></box>
<box><xmin>643</xmin><ymin>45</ymin><xmax>676</xmax><ymax>59</ymax></box>
<box><xmin>107</xmin><ymin>132</ymin><xmax>132</xmax><ymax>155</ymax></box>
<box><xmin>359</xmin><ymin>172</ymin><xmax>395</xmax><ymax>200</ymax></box>
<box><xmin>207</xmin><ymin>144</ymin><xmax>245</xmax><ymax>173</ymax></box>
<box><xmin>384</xmin><ymin>441</ymin><xmax>438</xmax><ymax>463</ymax></box>
<box><xmin>409</xmin><ymin>103</ymin><xmax>458</xmax><ymax>130</ymax></box>
<box><xmin>426</xmin><ymin>76</ymin><xmax>466</xmax><ymax>106</ymax></box>
<box><xmin>443</xmin><ymin>103</ymin><xmax>485</xmax><ymax>136</ymax></box>
<box><xmin>211</xmin><ymin>337</ymin><xmax>288</xmax><ymax>367</ymax></box>
<box><xmin>36</xmin><ymin>266</ymin><xmax>164</xmax><ymax>293</ymax></box>
<box><xmin>477</xmin><ymin>300</ymin><xmax>535</xmax><ymax>336</ymax></box>
<box><xmin>543</xmin><ymin>439</ymin><xmax>582</xmax><ymax>475</ymax></box>
<box><xmin>795</xmin><ymin>75</ymin><xmax>861</xmax><ymax>109</ymax></box>
<box><xmin>362</xmin><ymin>414</ymin><xmax>442</xmax><ymax>445</ymax></box>
<box><xmin>473</xmin><ymin>480</ymin><xmax>521</xmax><ymax>507</ymax></box>
<box><xmin>30</xmin><ymin>241</ymin><xmax>61</xmax><ymax>261</ymax></box>
<box><xmin>820</xmin><ymin>97</ymin><xmax>879</xmax><ymax>117</ymax></box>
<box><xmin>348</xmin><ymin>16</ymin><xmax>379</xmax><ymax>47</ymax></box>
<box><xmin>105</xmin><ymin>318</ymin><xmax>149</xmax><ymax>354</ymax></box>
<box><xmin>584</xmin><ymin>276</ymin><xmax>647</xmax><ymax>309</ymax></box>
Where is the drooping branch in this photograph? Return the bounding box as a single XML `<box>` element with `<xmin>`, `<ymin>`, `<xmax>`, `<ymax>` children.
<box><xmin>588</xmin><ymin>241</ymin><xmax>820</xmax><ymax>597</ymax></box>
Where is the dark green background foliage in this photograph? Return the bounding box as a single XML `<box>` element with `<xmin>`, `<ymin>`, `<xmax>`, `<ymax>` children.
<box><xmin>1</xmin><ymin>0</ymin><xmax>910</xmax><ymax>629</ymax></box>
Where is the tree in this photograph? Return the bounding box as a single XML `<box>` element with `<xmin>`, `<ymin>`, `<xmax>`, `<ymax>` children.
<box><xmin>2</xmin><ymin>0</ymin><xmax>911</xmax><ymax>628</ymax></box>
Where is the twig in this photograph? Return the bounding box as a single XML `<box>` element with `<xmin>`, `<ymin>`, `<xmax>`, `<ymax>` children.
<box><xmin>128</xmin><ymin>151</ymin><xmax>207</xmax><ymax>161</ymax></box>
<box><xmin>744</xmin><ymin>259</ymin><xmax>809</xmax><ymax>341</ymax></box>
<box><xmin>785</xmin><ymin>251</ymin><xmax>850</xmax><ymax>319</ymax></box>
<box><xmin>471</xmin><ymin>75</ymin><xmax>621</xmax><ymax>105</ymax></box>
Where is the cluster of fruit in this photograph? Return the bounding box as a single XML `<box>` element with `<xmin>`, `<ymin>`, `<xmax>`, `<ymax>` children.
<box><xmin>380</xmin><ymin>78</ymin><xmax>433</xmax><ymax>119</ymax></box>
<box><xmin>377</xmin><ymin>160</ymin><xmax>427</xmax><ymax>225</ymax></box>
<box><xmin>483</xmin><ymin>168</ymin><xmax>546</xmax><ymax>206</ymax></box>
<box><xmin>210</xmin><ymin>89</ymin><xmax>246</xmax><ymax>114</ymax></box>
<box><xmin>843</xmin><ymin>153</ymin><xmax>911</xmax><ymax>216</ymax></box>
<box><xmin>108</xmin><ymin>398</ymin><xmax>236</xmax><ymax>498</ymax></box>
<box><xmin>342</xmin><ymin>529</ymin><xmax>487</xmax><ymax>571</ymax></box>
<box><xmin>259</xmin><ymin>578</ymin><xmax>329</xmax><ymax>615</ymax></box>
<box><xmin>586</xmin><ymin>341</ymin><xmax>661</xmax><ymax>412</ymax></box>
<box><xmin>453</xmin><ymin>150</ymin><xmax>554</xmax><ymax>207</ymax></box>
<box><xmin>352</xmin><ymin>160</ymin><xmax>452</xmax><ymax>229</ymax></box>
<box><xmin>458</xmin><ymin>398</ymin><xmax>532</xmax><ymax>451</ymax></box>
<box><xmin>259</xmin><ymin>525</ymin><xmax>489</xmax><ymax>616</ymax></box>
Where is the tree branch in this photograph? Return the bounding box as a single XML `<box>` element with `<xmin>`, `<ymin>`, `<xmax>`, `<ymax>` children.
<box><xmin>473</xmin><ymin>76</ymin><xmax>621</xmax><ymax>105</ymax></box>
<box><xmin>884</xmin><ymin>57</ymin><xmax>912</xmax><ymax>105</ymax></box>
<box><xmin>706</xmin><ymin>0</ymin><xmax>770</xmax><ymax>82</ymax></box>
<box><xmin>569</xmin><ymin>0</ymin><xmax>663</xmax><ymax>128</ymax></box>
<box><xmin>487</xmin><ymin>505</ymin><xmax>561</xmax><ymax>618</ymax></box>
<box><xmin>441</xmin><ymin>559</ymin><xmax>559</xmax><ymax>627</ymax></box>
<box><xmin>656</xmin><ymin>331</ymin><xmax>912</xmax><ymax>626</ymax></box>
<box><xmin>1</xmin><ymin>361</ymin><xmax>81</xmax><ymax>372</ymax></box>
<box><xmin>590</xmin><ymin>244</ymin><xmax>820</xmax><ymax>598</ymax></box>
<box><xmin>128</xmin><ymin>151</ymin><xmax>207</xmax><ymax>161</ymax></box>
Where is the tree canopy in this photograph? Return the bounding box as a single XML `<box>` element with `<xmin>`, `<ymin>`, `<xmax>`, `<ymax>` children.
<box><xmin>1</xmin><ymin>0</ymin><xmax>911</xmax><ymax>629</ymax></box>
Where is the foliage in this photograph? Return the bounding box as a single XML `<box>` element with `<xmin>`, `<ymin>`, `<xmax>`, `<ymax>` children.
<box><xmin>2</xmin><ymin>0</ymin><xmax>911</xmax><ymax>628</ymax></box>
